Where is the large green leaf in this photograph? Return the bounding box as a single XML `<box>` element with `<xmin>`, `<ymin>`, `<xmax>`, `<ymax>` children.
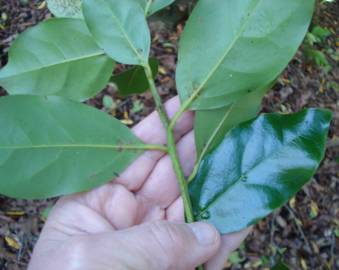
<box><xmin>82</xmin><ymin>0</ymin><xmax>151</xmax><ymax>65</ymax></box>
<box><xmin>176</xmin><ymin>0</ymin><xmax>315</xmax><ymax>109</ymax></box>
<box><xmin>138</xmin><ymin>0</ymin><xmax>175</xmax><ymax>16</ymax></box>
<box><xmin>46</xmin><ymin>0</ymin><xmax>174</xmax><ymax>19</ymax></box>
<box><xmin>112</xmin><ymin>58</ymin><xmax>159</xmax><ymax>96</ymax></box>
<box><xmin>47</xmin><ymin>0</ymin><xmax>82</xmax><ymax>18</ymax></box>
<box><xmin>194</xmin><ymin>85</ymin><xmax>269</xmax><ymax>157</ymax></box>
<box><xmin>0</xmin><ymin>18</ymin><xmax>114</xmax><ymax>101</ymax></box>
<box><xmin>0</xmin><ymin>95</ymin><xmax>144</xmax><ymax>199</ymax></box>
<box><xmin>189</xmin><ymin>109</ymin><xmax>332</xmax><ymax>234</ymax></box>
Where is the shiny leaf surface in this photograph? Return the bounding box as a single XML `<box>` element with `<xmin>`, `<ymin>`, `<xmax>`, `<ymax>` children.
<box><xmin>0</xmin><ymin>96</ymin><xmax>144</xmax><ymax>199</ymax></box>
<box><xmin>0</xmin><ymin>18</ymin><xmax>114</xmax><ymax>101</ymax></box>
<box><xmin>176</xmin><ymin>0</ymin><xmax>315</xmax><ymax>109</ymax></box>
<box><xmin>189</xmin><ymin>109</ymin><xmax>332</xmax><ymax>234</ymax></box>
<box><xmin>194</xmin><ymin>85</ymin><xmax>269</xmax><ymax>157</ymax></box>
<box><xmin>82</xmin><ymin>0</ymin><xmax>150</xmax><ymax>65</ymax></box>
<box><xmin>112</xmin><ymin>58</ymin><xmax>159</xmax><ymax>96</ymax></box>
<box><xmin>47</xmin><ymin>0</ymin><xmax>82</xmax><ymax>18</ymax></box>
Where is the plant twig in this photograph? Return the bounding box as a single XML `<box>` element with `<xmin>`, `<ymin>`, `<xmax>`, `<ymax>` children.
<box><xmin>143</xmin><ymin>63</ymin><xmax>170</xmax><ymax>128</ymax></box>
<box><xmin>144</xmin><ymin>63</ymin><xmax>195</xmax><ymax>223</ymax></box>
<box><xmin>144</xmin><ymin>0</ymin><xmax>153</xmax><ymax>16</ymax></box>
<box><xmin>285</xmin><ymin>205</ymin><xmax>313</xmax><ymax>253</ymax></box>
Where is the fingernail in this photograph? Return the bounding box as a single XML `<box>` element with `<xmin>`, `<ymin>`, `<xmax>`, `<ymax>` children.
<box><xmin>189</xmin><ymin>222</ymin><xmax>218</xmax><ymax>245</ymax></box>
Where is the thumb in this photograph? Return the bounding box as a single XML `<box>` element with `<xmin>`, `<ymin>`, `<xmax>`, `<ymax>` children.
<box><xmin>108</xmin><ymin>221</ymin><xmax>221</xmax><ymax>270</ymax></box>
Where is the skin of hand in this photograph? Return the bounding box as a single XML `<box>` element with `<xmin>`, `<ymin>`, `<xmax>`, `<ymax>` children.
<box><xmin>28</xmin><ymin>97</ymin><xmax>251</xmax><ymax>270</ymax></box>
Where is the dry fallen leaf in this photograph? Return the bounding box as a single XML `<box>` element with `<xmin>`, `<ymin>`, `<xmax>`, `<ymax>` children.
<box><xmin>5</xmin><ymin>236</ymin><xmax>21</xmax><ymax>250</ymax></box>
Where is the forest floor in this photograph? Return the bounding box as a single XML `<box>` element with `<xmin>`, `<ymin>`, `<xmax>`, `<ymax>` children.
<box><xmin>0</xmin><ymin>1</ymin><xmax>338</xmax><ymax>269</ymax></box>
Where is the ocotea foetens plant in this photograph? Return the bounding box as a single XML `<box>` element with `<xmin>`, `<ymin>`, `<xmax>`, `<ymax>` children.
<box><xmin>0</xmin><ymin>1</ymin><xmax>332</xmax><ymax>268</ymax></box>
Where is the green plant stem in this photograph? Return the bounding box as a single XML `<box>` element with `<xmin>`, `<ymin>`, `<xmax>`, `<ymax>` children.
<box><xmin>169</xmin><ymin>82</ymin><xmax>205</xmax><ymax>131</ymax></box>
<box><xmin>144</xmin><ymin>64</ymin><xmax>170</xmax><ymax>128</ymax></box>
<box><xmin>144</xmin><ymin>63</ymin><xmax>195</xmax><ymax>223</ymax></box>
<box><xmin>166</xmin><ymin>125</ymin><xmax>195</xmax><ymax>222</ymax></box>
<box><xmin>169</xmin><ymin>98</ymin><xmax>190</xmax><ymax>131</ymax></box>
<box><xmin>144</xmin><ymin>0</ymin><xmax>152</xmax><ymax>16</ymax></box>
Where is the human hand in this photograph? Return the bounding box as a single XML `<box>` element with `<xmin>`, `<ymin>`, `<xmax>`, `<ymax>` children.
<box><xmin>28</xmin><ymin>97</ymin><xmax>251</xmax><ymax>270</ymax></box>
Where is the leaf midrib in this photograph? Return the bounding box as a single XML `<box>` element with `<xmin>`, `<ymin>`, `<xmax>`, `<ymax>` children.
<box><xmin>0</xmin><ymin>144</ymin><xmax>144</xmax><ymax>150</ymax></box>
<box><xmin>198</xmin><ymin>104</ymin><xmax>234</xmax><ymax>163</ymax></box>
<box><xmin>186</xmin><ymin>0</ymin><xmax>262</xmax><ymax>104</ymax></box>
<box><xmin>0</xmin><ymin>51</ymin><xmax>105</xmax><ymax>79</ymax></box>
<box><xmin>107</xmin><ymin>2</ymin><xmax>146</xmax><ymax>63</ymax></box>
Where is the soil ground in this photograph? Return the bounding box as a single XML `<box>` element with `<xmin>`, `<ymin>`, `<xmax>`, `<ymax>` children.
<box><xmin>0</xmin><ymin>1</ymin><xmax>338</xmax><ymax>269</ymax></box>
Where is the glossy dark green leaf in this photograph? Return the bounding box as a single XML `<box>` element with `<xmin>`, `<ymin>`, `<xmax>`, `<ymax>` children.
<box><xmin>0</xmin><ymin>95</ymin><xmax>144</xmax><ymax>199</ymax></box>
<box><xmin>189</xmin><ymin>109</ymin><xmax>332</xmax><ymax>234</ymax></box>
<box><xmin>194</xmin><ymin>85</ymin><xmax>270</xmax><ymax>157</ymax></box>
<box><xmin>47</xmin><ymin>0</ymin><xmax>82</xmax><ymax>18</ymax></box>
<box><xmin>82</xmin><ymin>0</ymin><xmax>150</xmax><ymax>65</ymax></box>
<box><xmin>176</xmin><ymin>0</ymin><xmax>315</xmax><ymax>109</ymax></box>
<box><xmin>138</xmin><ymin>0</ymin><xmax>175</xmax><ymax>16</ymax></box>
<box><xmin>0</xmin><ymin>18</ymin><xmax>114</xmax><ymax>101</ymax></box>
<box><xmin>112</xmin><ymin>58</ymin><xmax>159</xmax><ymax>96</ymax></box>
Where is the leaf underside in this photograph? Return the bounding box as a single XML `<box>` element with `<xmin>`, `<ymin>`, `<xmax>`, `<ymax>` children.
<box><xmin>0</xmin><ymin>96</ymin><xmax>144</xmax><ymax>199</ymax></box>
<box><xmin>47</xmin><ymin>0</ymin><xmax>83</xmax><ymax>18</ymax></box>
<box><xmin>82</xmin><ymin>0</ymin><xmax>151</xmax><ymax>65</ymax></box>
<box><xmin>176</xmin><ymin>0</ymin><xmax>315</xmax><ymax>110</ymax></box>
<box><xmin>0</xmin><ymin>18</ymin><xmax>114</xmax><ymax>101</ymax></box>
<box><xmin>189</xmin><ymin>109</ymin><xmax>332</xmax><ymax>234</ymax></box>
<box><xmin>194</xmin><ymin>85</ymin><xmax>270</xmax><ymax>157</ymax></box>
<box><xmin>47</xmin><ymin>0</ymin><xmax>174</xmax><ymax>18</ymax></box>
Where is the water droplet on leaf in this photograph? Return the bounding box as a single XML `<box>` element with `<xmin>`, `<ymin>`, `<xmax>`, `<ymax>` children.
<box><xmin>240</xmin><ymin>174</ymin><xmax>248</xmax><ymax>182</ymax></box>
<box><xmin>200</xmin><ymin>211</ymin><xmax>210</xmax><ymax>220</ymax></box>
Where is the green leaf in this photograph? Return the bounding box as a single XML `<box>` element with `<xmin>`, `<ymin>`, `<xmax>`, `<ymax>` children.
<box><xmin>189</xmin><ymin>109</ymin><xmax>332</xmax><ymax>234</ymax></box>
<box><xmin>176</xmin><ymin>0</ymin><xmax>315</xmax><ymax>110</ymax></box>
<box><xmin>138</xmin><ymin>0</ymin><xmax>175</xmax><ymax>16</ymax></box>
<box><xmin>271</xmin><ymin>260</ymin><xmax>290</xmax><ymax>270</ymax></box>
<box><xmin>47</xmin><ymin>0</ymin><xmax>83</xmax><ymax>18</ymax></box>
<box><xmin>311</xmin><ymin>26</ymin><xmax>331</xmax><ymax>42</ymax></box>
<box><xmin>305</xmin><ymin>48</ymin><xmax>331</xmax><ymax>71</ymax></box>
<box><xmin>194</xmin><ymin>85</ymin><xmax>270</xmax><ymax>157</ymax></box>
<box><xmin>0</xmin><ymin>95</ymin><xmax>144</xmax><ymax>199</ymax></box>
<box><xmin>0</xmin><ymin>18</ymin><xmax>114</xmax><ymax>101</ymax></box>
<box><xmin>112</xmin><ymin>58</ymin><xmax>159</xmax><ymax>96</ymax></box>
<box><xmin>82</xmin><ymin>0</ymin><xmax>151</xmax><ymax>65</ymax></box>
<box><xmin>228</xmin><ymin>251</ymin><xmax>245</xmax><ymax>264</ymax></box>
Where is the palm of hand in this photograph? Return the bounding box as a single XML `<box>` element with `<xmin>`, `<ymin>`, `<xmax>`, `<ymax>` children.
<box><xmin>30</xmin><ymin>98</ymin><xmax>250</xmax><ymax>270</ymax></box>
